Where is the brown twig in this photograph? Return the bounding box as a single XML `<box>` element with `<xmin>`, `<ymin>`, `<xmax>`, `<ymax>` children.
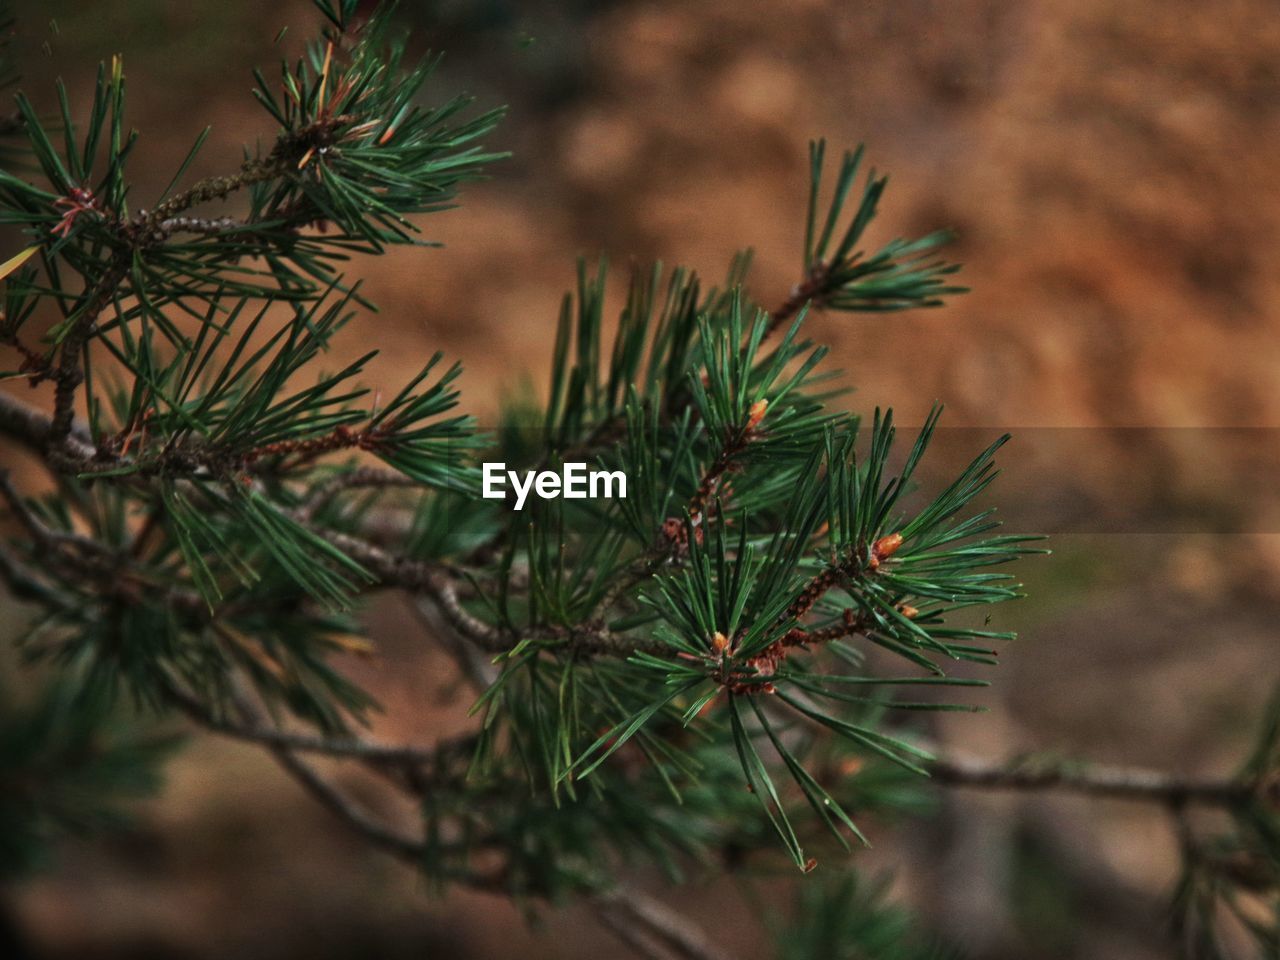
<box><xmin>167</xmin><ymin>684</ymin><xmax>472</xmax><ymax>767</ymax></box>
<box><xmin>267</xmin><ymin>745</ymin><xmax>427</xmax><ymax>860</ymax></box>
<box><xmin>411</xmin><ymin>595</ymin><xmax>499</xmax><ymax>691</ymax></box>
<box><xmin>0</xmin><ymin>470</ymin><xmax>102</xmax><ymax>556</ymax></box>
<box><xmin>762</xmin><ymin>260</ymin><xmax>833</xmax><ymax>341</ymax></box>
<box><xmin>0</xmin><ymin>390</ymin><xmax>96</xmax><ymax>460</ymax></box>
<box><xmin>296</xmin><ymin>465</ymin><xmax>420</xmax><ymax>521</ymax></box>
<box><xmin>177</xmin><ymin>680</ymin><xmax>728</xmax><ymax>960</ymax></box>
<box><xmin>589</xmin><ymin>887</ymin><xmax>734</xmax><ymax>960</ymax></box>
<box><xmin>47</xmin><ymin>262</ymin><xmax>128</xmax><ymax>454</ymax></box>
<box><xmin>0</xmin><ymin>541</ymin><xmax>58</xmax><ymax>605</ymax></box>
<box><xmin>215</xmin><ymin>681</ymin><xmax>431</xmax><ymax>861</ymax></box>
<box><xmin>925</xmin><ymin>753</ymin><xmax>1259</xmax><ymax>808</ymax></box>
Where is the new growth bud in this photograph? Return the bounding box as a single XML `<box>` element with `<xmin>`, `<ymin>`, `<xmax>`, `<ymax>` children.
<box><xmin>872</xmin><ymin>532</ymin><xmax>904</xmax><ymax>559</ymax></box>
<box><xmin>868</xmin><ymin>532</ymin><xmax>904</xmax><ymax>569</ymax></box>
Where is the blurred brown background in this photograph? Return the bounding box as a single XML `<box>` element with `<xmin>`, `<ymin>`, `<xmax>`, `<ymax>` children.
<box><xmin>2</xmin><ymin>1</ymin><xmax>1279</xmax><ymax>958</ymax></box>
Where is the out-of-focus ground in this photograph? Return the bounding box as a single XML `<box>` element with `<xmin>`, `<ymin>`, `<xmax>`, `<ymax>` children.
<box><xmin>1</xmin><ymin>1</ymin><xmax>1278</xmax><ymax>958</ymax></box>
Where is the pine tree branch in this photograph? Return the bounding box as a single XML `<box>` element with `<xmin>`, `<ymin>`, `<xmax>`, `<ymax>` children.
<box><xmin>764</xmin><ymin>260</ymin><xmax>831</xmax><ymax>342</ymax></box>
<box><xmin>784</xmin><ymin>533</ymin><xmax>901</xmax><ymax>623</ymax></box>
<box><xmin>151</xmin><ymin>215</ymin><xmax>244</xmax><ymax>239</ymax></box>
<box><xmin>589</xmin><ymin>887</ymin><xmax>733</xmax><ymax>960</ymax></box>
<box><xmin>512</xmin><ymin>274</ymin><xmax>819</xmax><ymax>501</ymax></box>
<box><xmin>220</xmin><ymin>682</ymin><xmax>428</xmax><ymax>861</ymax></box>
<box><xmin>0</xmin><ymin>393</ymin><xmax>659</xmax><ymax>664</ymax></box>
<box><xmin>411</xmin><ymin>596</ymin><xmax>499</xmax><ymax>691</ymax></box>
<box><xmin>0</xmin><ymin>541</ymin><xmax>57</xmax><ymax>605</ymax></box>
<box><xmin>0</xmin><ymin>394</ymin><xmax>903</xmax><ymax>673</ymax></box>
<box><xmin>924</xmin><ymin>753</ymin><xmax>1261</xmax><ymax>807</ymax></box>
<box><xmin>297</xmin><ymin>466</ymin><xmax>421</xmax><ymax>521</ymax></box>
<box><xmin>167</xmin><ymin>684</ymin><xmax>473</xmax><ymax>766</ymax></box>
<box><xmin>0</xmin><ymin>390</ymin><xmax>106</xmax><ymax>461</ymax></box>
<box><xmin>29</xmin><ymin>110</ymin><xmax>367</xmax><ymax>463</ymax></box>
<box><xmin>303</xmin><ymin>520</ymin><xmax>667</xmax><ymax>658</ymax></box>
<box><xmin>0</xmin><ymin>320</ymin><xmax>54</xmax><ymax>385</ymax></box>
<box><xmin>592</xmin><ymin>410</ymin><xmax>765</xmax><ymax>621</ymax></box>
<box><xmin>591</xmin><ymin>904</ymin><xmax>676</xmax><ymax>960</ymax></box>
<box><xmin>173</xmin><ymin>662</ymin><xmax>1269</xmax><ymax>815</ymax></box>
<box><xmin>181</xmin><ymin>679</ymin><xmax>731</xmax><ymax>958</ymax></box>
<box><xmin>0</xmin><ymin>468</ymin><xmax>219</xmax><ymax>616</ymax></box>
<box><xmin>268</xmin><ymin>745</ymin><xmax>427</xmax><ymax>861</ymax></box>
<box><xmin>136</xmin><ymin>115</ymin><xmax>354</xmax><ymax>230</ymax></box>
<box><xmin>47</xmin><ymin>262</ymin><xmax>128</xmax><ymax>455</ymax></box>
<box><xmin>0</xmin><ymin>470</ymin><xmax>99</xmax><ymax>556</ymax></box>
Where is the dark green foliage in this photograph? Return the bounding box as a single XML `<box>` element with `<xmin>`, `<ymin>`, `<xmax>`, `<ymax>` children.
<box><xmin>0</xmin><ymin>0</ymin><xmax>1010</xmax><ymax>890</ymax></box>
<box><xmin>0</xmin><ymin>677</ymin><xmax>175</xmax><ymax>878</ymax></box>
<box><xmin>802</xmin><ymin>141</ymin><xmax>966</xmax><ymax>312</ymax></box>
<box><xmin>772</xmin><ymin>870</ymin><xmax>959</xmax><ymax>960</ymax></box>
<box><xmin>250</xmin><ymin>2</ymin><xmax>504</xmax><ymax>250</ymax></box>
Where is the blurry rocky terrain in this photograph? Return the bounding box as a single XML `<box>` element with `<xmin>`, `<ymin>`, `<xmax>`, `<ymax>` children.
<box><xmin>2</xmin><ymin>0</ymin><xmax>1278</xmax><ymax>957</ymax></box>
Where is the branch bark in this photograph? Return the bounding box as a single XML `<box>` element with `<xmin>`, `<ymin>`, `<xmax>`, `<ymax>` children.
<box><xmin>216</xmin><ymin>682</ymin><xmax>429</xmax><ymax>863</ymax></box>
<box><xmin>174</xmin><ymin>682</ymin><xmax>730</xmax><ymax>960</ymax></box>
<box><xmin>925</xmin><ymin>753</ymin><xmax>1257</xmax><ymax>807</ymax></box>
<box><xmin>167</xmin><ymin>685</ymin><xmax>473</xmax><ymax>767</ymax></box>
<box><xmin>589</xmin><ymin>887</ymin><xmax>733</xmax><ymax>960</ymax></box>
<box><xmin>0</xmin><ymin>390</ymin><xmax>95</xmax><ymax>460</ymax></box>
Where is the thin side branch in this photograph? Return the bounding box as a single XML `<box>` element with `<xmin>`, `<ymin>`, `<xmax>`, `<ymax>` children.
<box><xmin>268</xmin><ymin>745</ymin><xmax>427</xmax><ymax>862</ymax></box>
<box><xmin>0</xmin><ymin>393</ymin><xmax>658</xmax><ymax>664</ymax></box>
<box><xmin>48</xmin><ymin>262</ymin><xmax>129</xmax><ymax>451</ymax></box>
<box><xmin>167</xmin><ymin>685</ymin><xmax>471</xmax><ymax>766</ymax></box>
<box><xmin>180</xmin><ymin>685</ymin><xmax>732</xmax><ymax>947</ymax></box>
<box><xmin>0</xmin><ymin>390</ymin><xmax>95</xmax><ymax>460</ymax></box>
<box><xmin>589</xmin><ymin>887</ymin><xmax>734</xmax><ymax>960</ymax></box>
<box><xmin>223</xmin><ymin>683</ymin><xmax>426</xmax><ymax>862</ymax></box>
<box><xmin>411</xmin><ymin>596</ymin><xmax>499</xmax><ymax>691</ymax></box>
<box><xmin>297</xmin><ymin>466</ymin><xmax>421</xmax><ymax>521</ymax></box>
<box><xmin>763</xmin><ymin>260</ymin><xmax>832</xmax><ymax>341</ymax></box>
<box><xmin>926</xmin><ymin>753</ymin><xmax>1258</xmax><ymax>807</ymax></box>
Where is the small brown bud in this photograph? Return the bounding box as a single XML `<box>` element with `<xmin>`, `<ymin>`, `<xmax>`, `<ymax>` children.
<box><xmin>897</xmin><ymin>604</ymin><xmax>919</xmax><ymax>620</ymax></box>
<box><xmin>711</xmin><ymin>631</ymin><xmax>729</xmax><ymax>654</ymax></box>
<box><xmin>872</xmin><ymin>532</ymin><xmax>904</xmax><ymax>561</ymax></box>
<box><xmin>803</xmin><ymin>857</ymin><xmax>818</xmax><ymax>874</ymax></box>
<box><xmin>746</xmin><ymin>398</ymin><xmax>768</xmax><ymax>429</ymax></box>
